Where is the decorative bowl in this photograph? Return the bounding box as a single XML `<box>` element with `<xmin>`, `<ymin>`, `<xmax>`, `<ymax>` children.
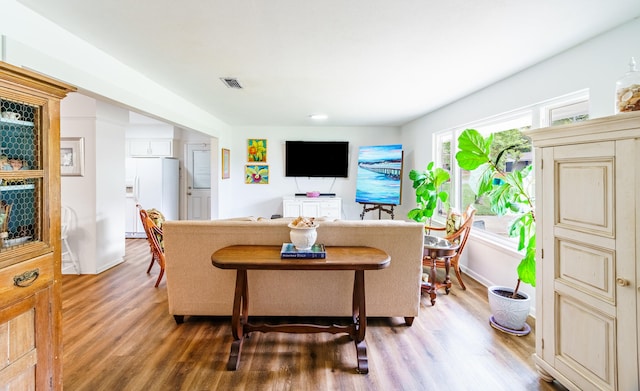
<box><xmin>423</xmin><ymin>235</ymin><xmax>458</xmax><ymax>250</ymax></box>
<box><xmin>288</xmin><ymin>223</ymin><xmax>319</xmax><ymax>250</ymax></box>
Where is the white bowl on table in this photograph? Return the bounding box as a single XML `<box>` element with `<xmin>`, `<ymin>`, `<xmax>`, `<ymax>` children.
<box><xmin>288</xmin><ymin>222</ymin><xmax>319</xmax><ymax>250</ymax></box>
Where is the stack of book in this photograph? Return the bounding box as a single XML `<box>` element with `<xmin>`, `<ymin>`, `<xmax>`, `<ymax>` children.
<box><xmin>280</xmin><ymin>243</ymin><xmax>326</xmax><ymax>259</ymax></box>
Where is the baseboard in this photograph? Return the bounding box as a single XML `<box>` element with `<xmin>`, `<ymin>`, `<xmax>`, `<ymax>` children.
<box><xmin>96</xmin><ymin>257</ymin><xmax>125</xmax><ymax>274</ymax></box>
<box><xmin>126</xmin><ymin>232</ymin><xmax>147</xmax><ymax>239</ymax></box>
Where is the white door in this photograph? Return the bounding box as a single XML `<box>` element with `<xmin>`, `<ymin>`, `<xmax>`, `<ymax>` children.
<box><xmin>186</xmin><ymin>143</ymin><xmax>211</xmax><ymax>220</ymax></box>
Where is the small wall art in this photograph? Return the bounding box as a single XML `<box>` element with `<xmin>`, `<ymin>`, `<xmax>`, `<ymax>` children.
<box><xmin>222</xmin><ymin>148</ymin><xmax>230</xmax><ymax>179</ymax></box>
<box><xmin>245</xmin><ymin>164</ymin><xmax>269</xmax><ymax>184</ymax></box>
<box><xmin>60</xmin><ymin>137</ymin><xmax>85</xmax><ymax>176</ymax></box>
<box><xmin>247</xmin><ymin>139</ymin><xmax>267</xmax><ymax>162</ymax></box>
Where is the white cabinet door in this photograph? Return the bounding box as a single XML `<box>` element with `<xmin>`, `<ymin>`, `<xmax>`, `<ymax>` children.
<box><xmin>283</xmin><ymin>200</ymin><xmax>302</xmax><ymax>217</ymax></box>
<box><xmin>282</xmin><ymin>197</ymin><xmax>341</xmax><ymax>218</ymax></box>
<box><xmin>301</xmin><ymin>202</ymin><xmax>321</xmax><ymax>217</ymax></box>
<box><xmin>128</xmin><ymin>139</ymin><xmax>173</xmax><ymax>157</ymax></box>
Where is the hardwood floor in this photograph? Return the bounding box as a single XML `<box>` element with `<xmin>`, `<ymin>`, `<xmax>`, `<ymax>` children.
<box><xmin>62</xmin><ymin>239</ymin><xmax>568</xmax><ymax>391</ymax></box>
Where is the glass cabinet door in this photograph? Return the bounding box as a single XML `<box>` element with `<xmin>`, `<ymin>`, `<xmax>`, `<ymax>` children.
<box><xmin>0</xmin><ymin>98</ymin><xmax>43</xmax><ymax>256</ymax></box>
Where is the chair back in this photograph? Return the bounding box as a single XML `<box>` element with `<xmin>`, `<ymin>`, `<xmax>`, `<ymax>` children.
<box><xmin>138</xmin><ymin>204</ymin><xmax>166</xmax><ymax>287</ymax></box>
<box><xmin>444</xmin><ymin>205</ymin><xmax>476</xmax><ymax>257</ymax></box>
<box><xmin>145</xmin><ymin>216</ymin><xmax>165</xmax><ymax>259</ymax></box>
<box><xmin>0</xmin><ymin>202</ymin><xmax>11</xmax><ymax>232</ymax></box>
<box><xmin>138</xmin><ymin>204</ymin><xmax>153</xmax><ymax>239</ymax></box>
<box><xmin>61</xmin><ymin>205</ymin><xmax>73</xmax><ymax>240</ymax></box>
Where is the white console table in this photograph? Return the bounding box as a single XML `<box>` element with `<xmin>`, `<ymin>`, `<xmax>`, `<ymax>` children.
<box><xmin>282</xmin><ymin>196</ymin><xmax>342</xmax><ymax>219</ymax></box>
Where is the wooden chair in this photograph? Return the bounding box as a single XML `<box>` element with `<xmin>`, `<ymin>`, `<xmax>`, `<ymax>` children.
<box><xmin>138</xmin><ymin>206</ymin><xmax>165</xmax><ymax>287</ymax></box>
<box><xmin>0</xmin><ymin>202</ymin><xmax>10</xmax><ymax>248</ymax></box>
<box><xmin>137</xmin><ymin>205</ymin><xmax>156</xmax><ymax>272</ymax></box>
<box><xmin>61</xmin><ymin>205</ymin><xmax>80</xmax><ymax>274</ymax></box>
<box><xmin>422</xmin><ymin>205</ymin><xmax>476</xmax><ymax>300</ymax></box>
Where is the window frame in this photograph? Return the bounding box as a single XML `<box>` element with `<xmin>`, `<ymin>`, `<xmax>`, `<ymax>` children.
<box><xmin>432</xmin><ymin>90</ymin><xmax>590</xmax><ymax>249</ymax></box>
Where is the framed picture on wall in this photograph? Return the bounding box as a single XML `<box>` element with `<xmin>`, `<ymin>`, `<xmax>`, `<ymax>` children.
<box><xmin>245</xmin><ymin>164</ymin><xmax>269</xmax><ymax>184</ymax></box>
<box><xmin>247</xmin><ymin>139</ymin><xmax>267</xmax><ymax>162</ymax></box>
<box><xmin>60</xmin><ymin>137</ymin><xmax>85</xmax><ymax>176</ymax></box>
<box><xmin>222</xmin><ymin>148</ymin><xmax>230</xmax><ymax>179</ymax></box>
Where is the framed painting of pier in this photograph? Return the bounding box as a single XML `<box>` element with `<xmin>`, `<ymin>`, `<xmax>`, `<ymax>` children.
<box><xmin>355</xmin><ymin>144</ymin><xmax>403</xmax><ymax>206</ymax></box>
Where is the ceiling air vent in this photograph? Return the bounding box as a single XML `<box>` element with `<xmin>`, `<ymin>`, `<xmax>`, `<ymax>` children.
<box><xmin>220</xmin><ymin>77</ymin><xmax>243</xmax><ymax>89</ymax></box>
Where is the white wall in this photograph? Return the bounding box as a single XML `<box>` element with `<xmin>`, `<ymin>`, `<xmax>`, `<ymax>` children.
<box><xmin>60</xmin><ymin>94</ymin><xmax>96</xmax><ymax>274</ymax></box>
<box><xmin>225</xmin><ymin>126</ymin><xmax>402</xmax><ymax>220</ymax></box>
<box><xmin>95</xmin><ymin>100</ymin><xmax>128</xmax><ymax>272</ymax></box>
<box><xmin>0</xmin><ymin>0</ymin><xmax>230</xmax><ymax>139</ymax></box>
<box><xmin>61</xmin><ymin>93</ymin><xmax>127</xmax><ymax>274</ymax></box>
<box><xmin>400</xmin><ymin>17</ymin><xmax>640</xmax><ymax>314</ymax></box>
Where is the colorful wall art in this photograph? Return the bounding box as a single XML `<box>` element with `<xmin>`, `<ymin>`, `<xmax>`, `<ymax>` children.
<box><xmin>247</xmin><ymin>139</ymin><xmax>267</xmax><ymax>162</ymax></box>
<box><xmin>222</xmin><ymin>148</ymin><xmax>230</xmax><ymax>179</ymax></box>
<box><xmin>245</xmin><ymin>165</ymin><xmax>269</xmax><ymax>184</ymax></box>
<box><xmin>355</xmin><ymin>144</ymin><xmax>403</xmax><ymax>205</ymax></box>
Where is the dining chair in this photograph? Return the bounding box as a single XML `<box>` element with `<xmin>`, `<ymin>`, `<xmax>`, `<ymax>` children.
<box><xmin>422</xmin><ymin>205</ymin><xmax>476</xmax><ymax>292</ymax></box>
<box><xmin>138</xmin><ymin>205</ymin><xmax>165</xmax><ymax>287</ymax></box>
<box><xmin>61</xmin><ymin>205</ymin><xmax>80</xmax><ymax>274</ymax></box>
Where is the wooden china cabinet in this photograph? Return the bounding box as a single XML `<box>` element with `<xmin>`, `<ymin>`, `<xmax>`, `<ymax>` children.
<box><xmin>0</xmin><ymin>62</ymin><xmax>74</xmax><ymax>389</ymax></box>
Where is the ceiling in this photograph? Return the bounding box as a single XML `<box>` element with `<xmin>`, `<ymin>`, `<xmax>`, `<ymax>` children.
<box><xmin>18</xmin><ymin>0</ymin><xmax>640</xmax><ymax>127</ymax></box>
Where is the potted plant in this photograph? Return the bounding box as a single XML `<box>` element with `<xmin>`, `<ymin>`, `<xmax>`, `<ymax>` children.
<box><xmin>407</xmin><ymin>161</ymin><xmax>450</xmax><ymax>232</ymax></box>
<box><xmin>455</xmin><ymin>128</ymin><xmax>535</xmax><ymax>334</ymax></box>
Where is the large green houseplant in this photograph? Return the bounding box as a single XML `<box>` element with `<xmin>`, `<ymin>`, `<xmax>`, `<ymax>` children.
<box><xmin>407</xmin><ymin>161</ymin><xmax>450</xmax><ymax>230</ymax></box>
<box><xmin>455</xmin><ymin>128</ymin><xmax>535</xmax><ymax>332</ymax></box>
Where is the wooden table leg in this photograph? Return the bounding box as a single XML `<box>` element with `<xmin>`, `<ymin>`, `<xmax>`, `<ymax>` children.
<box><xmin>228</xmin><ymin>269</ymin><xmax>248</xmax><ymax>370</ymax></box>
<box><xmin>443</xmin><ymin>257</ymin><xmax>452</xmax><ymax>294</ymax></box>
<box><xmin>428</xmin><ymin>252</ymin><xmax>438</xmax><ymax>306</ymax></box>
<box><xmin>352</xmin><ymin>270</ymin><xmax>368</xmax><ymax>374</ymax></box>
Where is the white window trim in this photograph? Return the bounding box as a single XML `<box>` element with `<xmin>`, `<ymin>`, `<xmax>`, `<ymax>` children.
<box><xmin>432</xmin><ymin>89</ymin><xmax>590</xmax><ymax>246</ymax></box>
<box><xmin>539</xmin><ymin>89</ymin><xmax>589</xmax><ymax>127</ymax></box>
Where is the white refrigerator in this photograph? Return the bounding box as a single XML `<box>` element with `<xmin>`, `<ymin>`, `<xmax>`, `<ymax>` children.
<box><xmin>125</xmin><ymin>157</ymin><xmax>179</xmax><ymax>238</ymax></box>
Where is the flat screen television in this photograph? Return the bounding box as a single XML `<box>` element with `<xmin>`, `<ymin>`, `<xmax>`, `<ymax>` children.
<box><xmin>285</xmin><ymin>141</ymin><xmax>349</xmax><ymax>177</ymax></box>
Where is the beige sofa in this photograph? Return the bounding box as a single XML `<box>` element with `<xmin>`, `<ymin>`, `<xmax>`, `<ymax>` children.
<box><xmin>163</xmin><ymin>218</ymin><xmax>424</xmax><ymax>325</ymax></box>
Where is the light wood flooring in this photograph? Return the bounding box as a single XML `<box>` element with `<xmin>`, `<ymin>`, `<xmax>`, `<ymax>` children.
<box><xmin>62</xmin><ymin>239</ymin><xmax>568</xmax><ymax>391</ymax></box>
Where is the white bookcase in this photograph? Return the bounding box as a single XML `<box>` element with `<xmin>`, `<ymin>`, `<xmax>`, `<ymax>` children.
<box><xmin>282</xmin><ymin>196</ymin><xmax>341</xmax><ymax>219</ymax></box>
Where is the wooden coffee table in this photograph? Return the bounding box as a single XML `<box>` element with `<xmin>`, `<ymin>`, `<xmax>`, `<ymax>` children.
<box><xmin>211</xmin><ymin>245</ymin><xmax>390</xmax><ymax>374</ymax></box>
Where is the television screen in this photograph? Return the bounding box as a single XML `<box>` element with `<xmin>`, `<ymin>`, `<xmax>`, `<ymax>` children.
<box><xmin>285</xmin><ymin>141</ymin><xmax>349</xmax><ymax>177</ymax></box>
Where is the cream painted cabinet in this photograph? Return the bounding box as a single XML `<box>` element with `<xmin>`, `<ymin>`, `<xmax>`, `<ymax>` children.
<box><xmin>528</xmin><ymin>112</ymin><xmax>640</xmax><ymax>391</ymax></box>
<box><xmin>0</xmin><ymin>62</ymin><xmax>74</xmax><ymax>389</ymax></box>
<box><xmin>282</xmin><ymin>196</ymin><xmax>341</xmax><ymax>219</ymax></box>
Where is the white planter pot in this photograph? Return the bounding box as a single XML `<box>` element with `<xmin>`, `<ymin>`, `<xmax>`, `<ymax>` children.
<box><xmin>487</xmin><ymin>285</ymin><xmax>531</xmax><ymax>332</ymax></box>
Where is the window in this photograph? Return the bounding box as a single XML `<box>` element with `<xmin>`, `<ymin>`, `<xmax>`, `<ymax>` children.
<box><xmin>435</xmin><ymin>132</ymin><xmax>453</xmax><ymax>216</ymax></box>
<box><xmin>542</xmin><ymin>94</ymin><xmax>590</xmax><ymax>126</ymax></box>
<box><xmin>433</xmin><ymin>90</ymin><xmax>589</xmax><ymax>244</ymax></box>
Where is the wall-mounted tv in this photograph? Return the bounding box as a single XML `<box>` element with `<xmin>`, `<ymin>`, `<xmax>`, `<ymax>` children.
<box><xmin>285</xmin><ymin>141</ymin><xmax>349</xmax><ymax>177</ymax></box>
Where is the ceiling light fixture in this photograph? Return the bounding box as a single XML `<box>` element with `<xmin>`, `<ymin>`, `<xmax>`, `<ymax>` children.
<box><xmin>309</xmin><ymin>113</ymin><xmax>328</xmax><ymax>120</ymax></box>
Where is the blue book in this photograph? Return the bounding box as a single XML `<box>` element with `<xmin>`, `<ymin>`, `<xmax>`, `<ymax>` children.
<box><xmin>280</xmin><ymin>243</ymin><xmax>326</xmax><ymax>259</ymax></box>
